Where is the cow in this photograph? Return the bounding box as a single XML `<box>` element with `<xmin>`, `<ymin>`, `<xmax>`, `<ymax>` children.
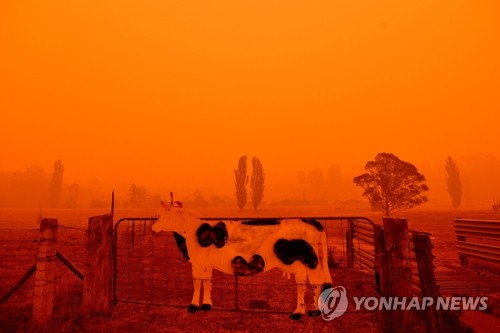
<box><xmin>152</xmin><ymin>201</ymin><xmax>333</xmax><ymax>320</ymax></box>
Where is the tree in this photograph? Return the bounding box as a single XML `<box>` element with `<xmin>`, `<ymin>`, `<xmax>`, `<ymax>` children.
<box><xmin>186</xmin><ymin>190</ymin><xmax>210</xmax><ymax>207</ymax></box>
<box><xmin>353</xmin><ymin>153</ymin><xmax>429</xmax><ymax>216</ymax></box>
<box><xmin>251</xmin><ymin>157</ymin><xmax>265</xmax><ymax>210</ymax></box>
<box><xmin>0</xmin><ymin>165</ymin><xmax>48</xmax><ymax>207</ymax></box>
<box><xmin>128</xmin><ymin>183</ymin><xmax>150</xmax><ymax>207</ymax></box>
<box><xmin>64</xmin><ymin>183</ymin><xmax>80</xmax><ymax>208</ymax></box>
<box><xmin>210</xmin><ymin>194</ymin><xmax>227</xmax><ymax>207</ymax></box>
<box><xmin>297</xmin><ymin>170</ymin><xmax>306</xmax><ymax>200</ymax></box>
<box><xmin>306</xmin><ymin>169</ymin><xmax>327</xmax><ymax>205</ymax></box>
<box><xmin>234</xmin><ymin>155</ymin><xmax>249</xmax><ymax>210</ymax></box>
<box><xmin>445</xmin><ymin>156</ymin><xmax>462</xmax><ymax>209</ymax></box>
<box><xmin>48</xmin><ymin>160</ymin><xmax>64</xmax><ymax>207</ymax></box>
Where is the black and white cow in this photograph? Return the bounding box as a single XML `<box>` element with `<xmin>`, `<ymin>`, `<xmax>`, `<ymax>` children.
<box><xmin>152</xmin><ymin>201</ymin><xmax>332</xmax><ymax>320</ymax></box>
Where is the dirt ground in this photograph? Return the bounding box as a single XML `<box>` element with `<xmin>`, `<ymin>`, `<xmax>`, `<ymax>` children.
<box><xmin>50</xmin><ymin>303</ymin><xmax>378</xmax><ymax>333</ymax></box>
<box><xmin>1</xmin><ymin>207</ymin><xmax>500</xmax><ymax>332</ymax></box>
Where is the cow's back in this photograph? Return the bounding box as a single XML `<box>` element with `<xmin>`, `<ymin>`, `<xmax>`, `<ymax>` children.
<box><xmin>196</xmin><ymin>219</ymin><xmax>324</xmax><ymax>275</ymax></box>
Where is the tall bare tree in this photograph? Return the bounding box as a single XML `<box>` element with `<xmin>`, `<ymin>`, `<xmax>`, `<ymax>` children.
<box><xmin>251</xmin><ymin>157</ymin><xmax>265</xmax><ymax>210</ymax></box>
<box><xmin>234</xmin><ymin>155</ymin><xmax>248</xmax><ymax>210</ymax></box>
<box><xmin>445</xmin><ymin>156</ymin><xmax>462</xmax><ymax>209</ymax></box>
<box><xmin>48</xmin><ymin>160</ymin><xmax>64</xmax><ymax>207</ymax></box>
<box><xmin>353</xmin><ymin>153</ymin><xmax>429</xmax><ymax>216</ymax></box>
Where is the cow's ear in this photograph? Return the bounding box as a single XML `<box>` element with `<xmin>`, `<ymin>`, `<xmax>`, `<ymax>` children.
<box><xmin>160</xmin><ymin>201</ymin><xmax>169</xmax><ymax>209</ymax></box>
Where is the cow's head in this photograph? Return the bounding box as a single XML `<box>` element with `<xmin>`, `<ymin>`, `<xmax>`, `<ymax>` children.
<box><xmin>152</xmin><ymin>200</ymin><xmax>195</xmax><ymax>233</ymax></box>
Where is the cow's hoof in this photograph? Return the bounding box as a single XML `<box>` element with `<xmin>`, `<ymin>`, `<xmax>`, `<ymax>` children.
<box><xmin>322</xmin><ymin>283</ymin><xmax>333</xmax><ymax>292</ymax></box>
<box><xmin>289</xmin><ymin>313</ymin><xmax>303</xmax><ymax>320</ymax></box>
<box><xmin>187</xmin><ymin>304</ymin><xmax>200</xmax><ymax>313</ymax></box>
<box><xmin>200</xmin><ymin>304</ymin><xmax>212</xmax><ymax>311</ymax></box>
<box><xmin>308</xmin><ymin>310</ymin><xmax>321</xmax><ymax>317</ymax></box>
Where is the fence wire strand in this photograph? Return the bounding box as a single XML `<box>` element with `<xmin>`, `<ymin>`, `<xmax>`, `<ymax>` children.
<box><xmin>0</xmin><ymin>224</ymin><xmax>88</xmax><ymax>309</ymax></box>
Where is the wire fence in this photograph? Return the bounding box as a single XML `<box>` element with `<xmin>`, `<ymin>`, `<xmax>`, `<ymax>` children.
<box><xmin>0</xmin><ymin>213</ymin><xmax>443</xmax><ymax>332</ymax></box>
<box><xmin>0</xmin><ymin>224</ymin><xmax>88</xmax><ymax>310</ymax></box>
<box><xmin>0</xmin><ymin>229</ymin><xmax>40</xmax><ymax>306</ymax></box>
<box><xmin>113</xmin><ymin>217</ymin><xmax>379</xmax><ymax>314</ymax></box>
<box><xmin>53</xmin><ymin>225</ymin><xmax>88</xmax><ymax>309</ymax></box>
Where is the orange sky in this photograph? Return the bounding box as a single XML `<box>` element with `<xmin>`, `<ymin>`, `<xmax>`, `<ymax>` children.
<box><xmin>1</xmin><ymin>1</ymin><xmax>500</xmax><ymax>205</ymax></box>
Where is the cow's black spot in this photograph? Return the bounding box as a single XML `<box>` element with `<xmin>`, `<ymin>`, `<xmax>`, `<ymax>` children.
<box><xmin>231</xmin><ymin>254</ymin><xmax>265</xmax><ymax>276</ymax></box>
<box><xmin>212</xmin><ymin>222</ymin><xmax>228</xmax><ymax>248</ymax></box>
<box><xmin>173</xmin><ymin>232</ymin><xmax>189</xmax><ymax>261</ymax></box>
<box><xmin>196</xmin><ymin>223</ymin><xmax>213</xmax><ymax>247</ymax></box>
<box><xmin>196</xmin><ymin>222</ymin><xmax>228</xmax><ymax>248</ymax></box>
<box><xmin>273</xmin><ymin>239</ymin><xmax>318</xmax><ymax>269</ymax></box>
<box><xmin>301</xmin><ymin>219</ymin><xmax>324</xmax><ymax>232</ymax></box>
<box><xmin>250</xmin><ymin>254</ymin><xmax>265</xmax><ymax>272</ymax></box>
<box><xmin>242</xmin><ymin>219</ymin><xmax>280</xmax><ymax>226</ymax></box>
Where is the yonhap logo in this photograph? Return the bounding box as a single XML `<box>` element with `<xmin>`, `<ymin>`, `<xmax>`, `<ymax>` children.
<box><xmin>318</xmin><ymin>286</ymin><xmax>348</xmax><ymax>321</ymax></box>
<box><xmin>318</xmin><ymin>286</ymin><xmax>488</xmax><ymax>322</ymax></box>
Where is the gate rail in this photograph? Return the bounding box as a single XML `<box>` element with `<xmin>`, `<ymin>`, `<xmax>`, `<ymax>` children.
<box><xmin>113</xmin><ymin>217</ymin><xmax>158</xmax><ymax>304</ymax></box>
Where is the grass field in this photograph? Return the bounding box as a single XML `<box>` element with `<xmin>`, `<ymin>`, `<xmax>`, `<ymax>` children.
<box><xmin>1</xmin><ymin>207</ymin><xmax>499</xmax><ymax>332</ymax></box>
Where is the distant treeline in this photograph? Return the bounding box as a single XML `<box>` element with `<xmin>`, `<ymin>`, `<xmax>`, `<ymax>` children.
<box><xmin>0</xmin><ymin>165</ymin><xmax>50</xmax><ymax>208</ymax></box>
<box><xmin>0</xmin><ymin>165</ymin><xmax>105</xmax><ymax>208</ymax></box>
<box><xmin>0</xmin><ymin>164</ymin><xmax>359</xmax><ymax>209</ymax></box>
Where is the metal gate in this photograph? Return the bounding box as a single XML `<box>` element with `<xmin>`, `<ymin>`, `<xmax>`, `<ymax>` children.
<box><xmin>113</xmin><ymin>216</ymin><xmax>378</xmax><ymax>313</ymax></box>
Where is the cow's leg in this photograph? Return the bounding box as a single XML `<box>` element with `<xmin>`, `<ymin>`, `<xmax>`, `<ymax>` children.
<box><xmin>290</xmin><ymin>270</ymin><xmax>307</xmax><ymax>320</ymax></box>
<box><xmin>308</xmin><ymin>284</ymin><xmax>322</xmax><ymax>317</ymax></box>
<box><xmin>189</xmin><ymin>264</ymin><xmax>213</xmax><ymax>313</ymax></box>
<box><xmin>307</xmin><ymin>269</ymin><xmax>331</xmax><ymax>317</ymax></box>
<box><xmin>200</xmin><ymin>279</ymin><xmax>213</xmax><ymax>310</ymax></box>
<box><xmin>188</xmin><ymin>278</ymin><xmax>202</xmax><ymax>312</ymax></box>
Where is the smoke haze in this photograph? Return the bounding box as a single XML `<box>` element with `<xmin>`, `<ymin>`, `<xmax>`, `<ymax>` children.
<box><xmin>1</xmin><ymin>1</ymin><xmax>499</xmax><ymax>209</ymax></box>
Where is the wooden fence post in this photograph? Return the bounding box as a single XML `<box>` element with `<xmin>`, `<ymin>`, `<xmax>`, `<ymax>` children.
<box><xmin>32</xmin><ymin>218</ymin><xmax>58</xmax><ymax>327</ymax></box>
<box><xmin>412</xmin><ymin>233</ymin><xmax>442</xmax><ymax>333</ymax></box>
<box><xmin>382</xmin><ymin>217</ymin><xmax>413</xmax><ymax>333</ymax></box>
<box><xmin>82</xmin><ymin>214</ymin><xmax>113</xmax><ymax>316</ymax></box>
<box><xmin>374</xmin><ymin>224</ymin><xmax>391</xmax><ymax>333</ymax></box>
<box><xmin>346</xmin><ymin>219</ymin><xmax>355</xmax><ymax>268</ymax></box>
